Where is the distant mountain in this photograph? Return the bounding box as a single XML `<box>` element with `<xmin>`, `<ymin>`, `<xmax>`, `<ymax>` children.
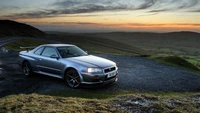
<box><xmin>0</xmin><ymin>20</ymin><xmax>47</xmax><ymax>38</ymax></box>
<box><xmin>84</xmin><ymin>31</ymin><xmax>200</xmax><ymax>38</ymax></box>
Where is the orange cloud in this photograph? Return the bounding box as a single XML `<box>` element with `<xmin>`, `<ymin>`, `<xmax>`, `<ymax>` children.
<box><xmin>25</xmin><ymin>21</ymin><xmax>200</xmax><ymax>32</ymax></box>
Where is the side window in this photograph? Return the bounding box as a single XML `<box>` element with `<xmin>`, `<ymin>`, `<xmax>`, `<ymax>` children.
<box><xmin>34</xmin><ymin>47</ymin><xmax>44</xmax><ymax>55</ymax></box>
<box><xmin>41</xmin><ymin>47</ymin><xmax>57</xmax><ymax>57</ymax></box>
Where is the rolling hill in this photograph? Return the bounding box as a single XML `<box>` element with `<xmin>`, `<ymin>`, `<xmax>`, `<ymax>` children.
<box><xmin>48</xmin><ymin>33</ymin><xmax>149</xmax><ymax>55</ymax></box>
<box><xmin>83</xmin><ymin>31</ymin><xmax>200</xmax><ymax>55</ymax></box>
<box><xmin>0</xmin><ymin>20</ymin><xmax>47</xmax><ymax>38</ymax></box>
<box><xmin>83</xmin><ymin>31</ymin><xmax>200</xmax><ymax>48</ymax></box>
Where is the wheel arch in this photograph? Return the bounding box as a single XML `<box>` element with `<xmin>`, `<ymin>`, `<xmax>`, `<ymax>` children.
<box><xmin>22</xmin><ymin>60</ymin><xmax>29</xmax><ymax>68</ymax></box>
<box><xmin>64</xmin><ymin>67</ymin><xmax>83</xmax><ymax>81</ymax></box>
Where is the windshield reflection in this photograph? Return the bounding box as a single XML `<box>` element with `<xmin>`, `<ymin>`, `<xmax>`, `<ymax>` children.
<box><xmin>57</xmin><ymin>46</ymin><xmax>88</xmax><ymax>58</ymax></box>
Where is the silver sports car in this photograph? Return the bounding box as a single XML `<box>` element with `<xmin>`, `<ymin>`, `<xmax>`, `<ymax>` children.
<box><xmin>18</xmin><ymin>44</ymin><xmax>118</xmax><ymax>88</ymax></box>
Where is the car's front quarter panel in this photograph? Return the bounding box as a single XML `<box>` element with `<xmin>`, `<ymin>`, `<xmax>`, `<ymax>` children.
<box><xmin>59</xmin><ymin>58</ymin><xmax>88</xmax><ymax>79</ymax></box>
<box><xmin>60</xmin><ymin>58</ymin><xmax>118</xmax><ymax>85</ymax></box>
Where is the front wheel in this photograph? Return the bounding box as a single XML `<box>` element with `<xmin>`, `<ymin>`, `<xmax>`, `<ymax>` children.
<box><xmin>22</xmin><ymin>62</ymin><xmax>32</xmax><ymax>76</ymax></box>
<box><xmin>65</xmin><ymin>69</ymin><xmax>81</xmax><ymax>88</ymax></box>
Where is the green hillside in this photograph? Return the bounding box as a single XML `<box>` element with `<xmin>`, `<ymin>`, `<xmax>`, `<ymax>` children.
<box><xmin>49</xmin><ymin>33</ymin><xmax>149</xmax><ymax>56</ymax></box>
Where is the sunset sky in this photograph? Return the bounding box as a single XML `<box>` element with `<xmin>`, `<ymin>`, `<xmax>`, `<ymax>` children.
<box><xmin>0</xmin><ymin>0</ymin><xmax>200</xmax><ymax>33</ymax></box>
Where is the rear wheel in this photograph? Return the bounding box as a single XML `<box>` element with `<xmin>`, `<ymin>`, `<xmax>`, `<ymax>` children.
<box><xmin>22</xmin><ymin>62</ymin><xmax>32</xmax><ymax>76</ymax></box>
<box><xmin>65</xmin><ymin>69</ymin><xmax>80</xmax><ymax>88</ymax></box>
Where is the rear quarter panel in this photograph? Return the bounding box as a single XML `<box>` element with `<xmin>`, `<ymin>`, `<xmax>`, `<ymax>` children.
<box><xmin>18</xmin><ymin>51</ymin><xmax>38</xmax><ymax>70</ymax></box>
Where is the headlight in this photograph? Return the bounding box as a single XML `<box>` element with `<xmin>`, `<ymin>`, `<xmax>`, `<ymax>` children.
<box><xmin>87</xmin><ymin>68</ymin><xmax>102</xmax><ymax>73</ymax></box>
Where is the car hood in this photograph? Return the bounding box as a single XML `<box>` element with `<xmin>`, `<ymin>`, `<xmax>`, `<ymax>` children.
<box><xmin>67</xmin><ymin>55</ymin><xmax>115</xmax><ymax>68</ymax></box>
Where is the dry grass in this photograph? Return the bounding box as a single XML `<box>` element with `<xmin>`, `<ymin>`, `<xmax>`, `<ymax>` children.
<box><xmin>0</xmin><ymin>94</ymin><xmax>124</xmax><ymax>113</ymax></box>
<box><xmin>112</xmin><ymin>93</ymin><xmax>200</xmax><ymax>113</ymax></box>
<box><xmin>1</xmin><ymin>93</ymin><xmax>200</xmax><ymax>113</ymax></box>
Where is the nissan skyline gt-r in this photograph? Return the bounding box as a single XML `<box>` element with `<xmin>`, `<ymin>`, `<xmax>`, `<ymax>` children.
<box><xmin>18</xmin><ymin>44</ymin><xmax>118</xmax><ymax>88</ymax></box>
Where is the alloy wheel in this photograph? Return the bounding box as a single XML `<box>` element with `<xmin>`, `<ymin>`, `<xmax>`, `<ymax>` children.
<box><xmin>23</xmin><ymin>62</ymin><xmax>31</xmax><ymax>76</ymax></box>
<box><xmin>65</xmin><ymin>69</ymin><xmax>80</xmax><ymax>88</ymax></box>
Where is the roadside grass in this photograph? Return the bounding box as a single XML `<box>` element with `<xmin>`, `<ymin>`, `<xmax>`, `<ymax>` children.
<box><xmin>141</xmin><ymin>48</ymin><xmax>200</xmax><ymax>73</ymax></box>
<box><xmin>112</xmin><ymin>93</ymin><xmax>200</xmax><ymax>113</ymax></box>
<box><xmin>150</xmin><ymin>55</ymin><xmax>200</xmax><ymax>73</ymax></box>
<box><xmin>4</xmin><ymin>39</ymin><xmax>49</xmax><ymax>51</ymax></box>
<box><xmin>43</xmin><ymin>90</ymin><xmax>134</xmax><ymax>99</ymax></box>
<box><xmin>1</xmin><ymin>92</ymin><xmax>200</xmax><ymax>113</ymax></box>
<box><xmin>184</xmin><ymin>56</ymin><xmax>200</xmax><ymax>67</ymax></box>
<box><xmin>0</xmin><ymin>94</ymin><xmax>124</xmax><ymax>113</ymax></box>
<box><xmin>43</xmin><ymin>89</ymin><xmax>199</xmax><ymax>100</ymax></box>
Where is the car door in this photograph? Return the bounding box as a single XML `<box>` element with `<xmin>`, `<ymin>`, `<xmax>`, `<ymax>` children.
<box><xmin>31</xmin><ymin>46</ymin><xmax>45</xmax><ymax>71</ymax></box>
<box><xmin>38</xmin><ymin>47</ymin><xmax>62</xmax><ymax>76</ymax></box>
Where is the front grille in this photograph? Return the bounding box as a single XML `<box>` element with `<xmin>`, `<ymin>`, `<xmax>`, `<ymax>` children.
<box><xmin>104</xmin><ymin>67</ymin><xmax>116</xmax><ymax>73</ymax></box>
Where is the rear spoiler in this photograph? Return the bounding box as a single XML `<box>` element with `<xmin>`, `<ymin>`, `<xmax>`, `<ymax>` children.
<box><xmin>20</xmin><ymin>46</ymin><xmax>36</xmax><ymax>52</ymax></box>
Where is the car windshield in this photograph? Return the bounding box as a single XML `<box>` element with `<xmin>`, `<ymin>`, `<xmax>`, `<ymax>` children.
<box><xmin>57</xmin><ymin>46</ymin><xmax>88</xmax><ymax>58</ymax></box>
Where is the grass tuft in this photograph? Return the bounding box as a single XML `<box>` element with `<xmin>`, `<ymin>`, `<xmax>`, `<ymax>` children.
<box><xmin>0</xmin><ymin>94</ymin><xmax>124</xmax><ymax>113</ymax></box>
<box><xmin>150</xmin><ymin>55</ymin><xmax>200</xmax><ymax>72</ymax></box>
<box><xmin>0</xmin><ymin>92</ymin><xmax>200</xmax><ymax>112</ymax></box>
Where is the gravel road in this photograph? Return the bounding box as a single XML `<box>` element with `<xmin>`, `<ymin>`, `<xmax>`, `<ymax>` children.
<box><xmin>0</xmin><ymin>37</ymin><xmax>200</xmax><ymax>98</ymax></box>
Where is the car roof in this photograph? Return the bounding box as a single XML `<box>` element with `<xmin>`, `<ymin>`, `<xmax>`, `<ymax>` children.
<box><xmin>41</xmin><ymin>44</ymin><xmax>75</xmax><ymax>47</ymax></box>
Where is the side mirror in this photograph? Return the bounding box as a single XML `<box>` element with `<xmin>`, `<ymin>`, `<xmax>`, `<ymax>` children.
<box><xmin>50</xmin><ymin>54</ymin><xmax>59</xmax><ymax>59</ymax></box>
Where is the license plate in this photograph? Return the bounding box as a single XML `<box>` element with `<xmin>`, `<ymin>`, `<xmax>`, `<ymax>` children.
<box><xmin>107</xmin><ymin>71</ymin><xmax>116</xmax><ymax>78</ymax></box>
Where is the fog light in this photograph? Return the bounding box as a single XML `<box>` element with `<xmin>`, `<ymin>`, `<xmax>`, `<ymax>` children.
<box><xmin>93</xmin><ymin>75</ymin><xmax>99</xmax><ymax>79</ymax></box>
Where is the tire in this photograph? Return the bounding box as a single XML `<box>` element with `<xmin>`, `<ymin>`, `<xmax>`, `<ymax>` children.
<box><xmin>65</xmin><ymin>69</ymin><xmax>81</xmax><ymax>88</ymax></box>
<box><xmin>22</xmin><ymin>61</ymin><xmax>32</xmax><ymax>76</ymax></box>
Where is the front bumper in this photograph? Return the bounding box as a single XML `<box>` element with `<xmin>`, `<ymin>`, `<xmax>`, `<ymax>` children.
<box><xmin>80</xmin><ymin>70</ymin><xmax>118</xmax><ymax>85</ymax></box>
<box><xmin>81</xmin><ymin>75</ymin><xmax>118</xmax><ymax>85</ymax></box>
